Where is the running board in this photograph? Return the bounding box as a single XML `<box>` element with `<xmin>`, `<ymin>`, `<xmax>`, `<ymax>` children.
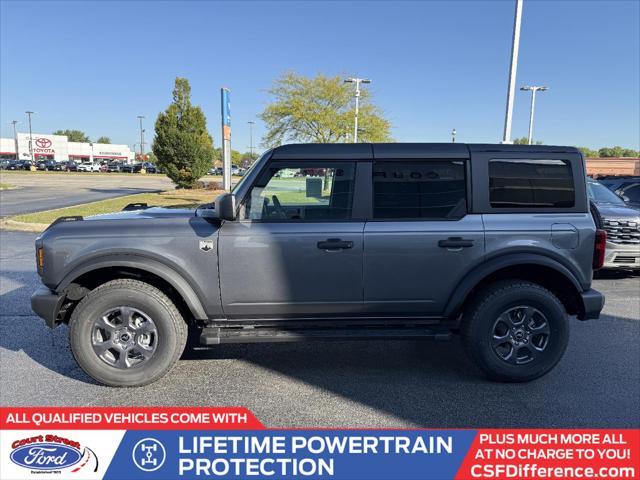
<box><xmin>199</xmin><ymin>326</ymin><xmax>452</xmax><ymax>345</ymax></box>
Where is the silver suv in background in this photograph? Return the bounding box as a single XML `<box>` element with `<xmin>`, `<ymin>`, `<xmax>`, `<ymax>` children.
<box><xmin>588</xmin><ymin>179</ymin><xmax>640</xmax><ymax>270</ymax></box>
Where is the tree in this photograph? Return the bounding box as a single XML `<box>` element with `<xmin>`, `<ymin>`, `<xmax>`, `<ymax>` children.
<box><xmin>577</xmin><ymin>146</ymin><xmax>598</xmax><ymax>158</ymax></box>
<box><xmin>96</xmin><ymin>136</ymin><xmax>111</xmax><ymax>144</ymax></box>
<box><xmin>513</xmin><ymin>137</ymin><xmax>543</xmax><ymax>145</ymax></box>
<box><xmin>53</xmin><ymin>129</ymin><xmax>90</xmax><ymax>142</ymax></box>
<box><xmin>622</xmin><ymin>148</ymin><xmax>639</xmax><ymax>157</ymax></box>
<box><xmin>152</xmin><ymin>77</ymin><xmax>214</xmax><ymax>188</ymax></box>
<box><xmin>599</xmin><ymin>146</ymin><xmax>626</xmax><ymax>158</ymax></box>
<box><xmin>260</xmin><ymin>72</ymin><xmax>392</xmax><ymax>146</ymax></box>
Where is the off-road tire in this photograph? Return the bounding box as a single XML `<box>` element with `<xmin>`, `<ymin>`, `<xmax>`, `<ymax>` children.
<box><xmin>69</xmin><ymin>279</ymin><xmax>187</xmax><ymax>387</ymax></box>
<box><xmin>461</xmin><ymin>281</ymin><xmax>569</xmax><ymax>382</ymax></box>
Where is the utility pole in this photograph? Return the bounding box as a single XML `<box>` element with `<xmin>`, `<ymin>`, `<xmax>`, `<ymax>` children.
<box><xmin>247</xmin><ymin>120</ymin><xmax>255</xmax><ymax>157</ymax></box>
<box><xmin>451</xmin><ymin>128</ymin><xmax>457</xmax><ymax>143</ymax></box>
<box><xmin>25</xmin><ymin>111</ymin><xmax>34</xmax><ymax>161</ymax></box>
<box><xmin>502</xmin><ymin>0</ymin><xmax>523</xmax><ymax>144</ymax></box>
<box><xmin>10</xmin><ymin>120</ymin><xmax>19</xmax><ymax>160</ymax></box>
<box><xmin>520</xmin><ymin>85</ymin><xmax>548</xmax><ymax>144</ymax></box>
<box><xmin>137</xmin><ymin>116</ymin><xmax>145</xmax><ymax>161</ymax></box>
<box><xmin>344</xmin><ymin>77</ymin><xmax>371</xmax><ymax>143</ymax></box>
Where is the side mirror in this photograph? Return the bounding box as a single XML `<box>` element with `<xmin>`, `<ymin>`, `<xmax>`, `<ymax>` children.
<box><xmin>215</xmin><ymin>193</ymin><xmax>236</xmax><ymax>221</ymax></box>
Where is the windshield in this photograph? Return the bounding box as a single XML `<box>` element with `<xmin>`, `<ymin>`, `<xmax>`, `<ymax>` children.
<box><xmin>587</xmin><ymin>181</ymin><xmax>625</xmax><ymax>205</ymax></box>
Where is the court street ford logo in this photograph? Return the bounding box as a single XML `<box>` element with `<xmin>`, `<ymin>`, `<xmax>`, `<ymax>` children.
<box><xmin>10</xmin><ymin>435</ymin><xmax>83</xmax><ymax>471</ymax></box>
<box><xmin>35</xmin><ymin>138</ymin><xmax>52</xmax><ymax>148</ymax></box>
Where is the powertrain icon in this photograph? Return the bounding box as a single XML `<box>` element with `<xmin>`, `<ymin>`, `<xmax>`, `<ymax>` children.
<box><xmin>132</xmin><ymin>438</ymin><xmax>166</xmax><ymax>472</ymax></box>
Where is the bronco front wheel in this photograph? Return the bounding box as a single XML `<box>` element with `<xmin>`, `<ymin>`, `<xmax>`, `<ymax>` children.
<box><xmin>69</xmin><ymin>279</ymin><xmax>187</xmax><ymax>387</ymax></box>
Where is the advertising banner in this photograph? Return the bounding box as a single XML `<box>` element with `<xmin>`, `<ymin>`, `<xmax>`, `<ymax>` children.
<box><xmin>1</xmin><ymin>407</ymin><xmax>638</xmax><ymax>480</ymax></box>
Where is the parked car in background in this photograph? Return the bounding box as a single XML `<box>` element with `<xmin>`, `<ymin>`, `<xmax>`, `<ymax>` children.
<box><xmin>77</xmin><ymin>162</ymin><xmax>101</xmax><ymax>172</ymax></box>
<box><xmin>0</xmin><ymin>159</ymin><xmax>13</xmax><ymax>169</ymax></box>
<box><xmin>7</xmin><ymin>160</ymin><xmax>32</xmax><ymax>170</ymax></box>
<box><xmin>106</xmin><ymin>162</ymin><xmax>122</xmax><ymax>172</ymax></box>
<box><xmin>598</xmin><ymin>176</ymin><xmax>640</xmax><ymax>210</ymax></box>
<box><xmin>36</xmin><ymin>159</ymin><xmax>57</xmax><ymax>171</ymax></box>
<box><xmin>121</xmin><ymin>163</ymin><xmax>142</xmax><ymax>173</ymax></box>
<box><xmin>142</xmin><ymin>162</ymin><xmax>157</xmax><ymax>173</ymax></box>
<box><xmin>52</xmin><ymin>161</ymin><xmax>66</xmax><ymax>171</ymax></box>
<box><xmin>588</xmin><ymin>179</ymin><xmax>640</xmax><ymax>270</ymax></box>
<box><xmin>65</xmin><ymin>161</ymin><xmax>78</xmax><ymax>172</ymax></box>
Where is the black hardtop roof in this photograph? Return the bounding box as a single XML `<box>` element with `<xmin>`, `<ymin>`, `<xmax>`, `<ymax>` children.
<box><xmin>270</xmin><ymin>143</ymin><xmax>580</xmax><ymax>160</ymax></box>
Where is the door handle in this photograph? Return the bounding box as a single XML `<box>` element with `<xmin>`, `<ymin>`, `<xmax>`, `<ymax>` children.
<box><xmin>317</xmin><ymin>238</ymin><xmax>354</xmax><ymax>250</ymax></box>
<box><xmin>438</xmin><ymin>237</ymin><xmax>474</xmax><ymax>249</ymax></box>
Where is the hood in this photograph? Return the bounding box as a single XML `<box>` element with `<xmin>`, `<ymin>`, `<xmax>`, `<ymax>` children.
<box><xmin>593</xmin><ymin>203</ymin><xmax>640</xmax><ymax>220</ymax></box>
<box><xmin>83</xmin><ymin>206</ymin><xmax>197</xmax><ymax>221</ymax></box>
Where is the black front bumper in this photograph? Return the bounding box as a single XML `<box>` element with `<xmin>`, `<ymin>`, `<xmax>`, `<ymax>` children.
<box><xmin>578</xmin><ymin>288</ymin><xmax>605</xmax><ymax>320</ymax></box>
<box><xmin>31</xmin><ymin>287</ymin><xmax>66</xmax><ymax>328</ymax></box>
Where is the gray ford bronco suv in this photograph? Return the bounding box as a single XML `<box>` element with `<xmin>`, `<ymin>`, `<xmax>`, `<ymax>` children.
<box><xmin>31</xmin><ymin>143</ymin><xmax>605</xmax><ymax>387</ymax></box>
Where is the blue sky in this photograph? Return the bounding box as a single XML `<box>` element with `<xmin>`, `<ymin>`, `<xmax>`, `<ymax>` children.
<box><xmin>1</xmin><ymin>0</ymin><xmax>639</xmax><ymax>151</ymax></box>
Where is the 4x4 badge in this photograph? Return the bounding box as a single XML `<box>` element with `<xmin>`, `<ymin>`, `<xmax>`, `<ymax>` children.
<box><xmin>199</xmin><ymin>240</ymin><xmax>214</xmax><ymax>252</ymax></box>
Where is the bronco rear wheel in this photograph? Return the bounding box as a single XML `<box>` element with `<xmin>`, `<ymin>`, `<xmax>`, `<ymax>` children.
<box><xmin>461</xmin><ymin>281</ymin><xmax>569</xmax><ymax>382</ymax></box>
<box><xmin>69</xmin><ymin>279</ymin><xmax>187</xmax><ymax>387</ymax></box>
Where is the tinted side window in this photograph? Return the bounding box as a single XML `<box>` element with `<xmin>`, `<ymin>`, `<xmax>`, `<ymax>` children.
<box><xmin>489</xmin><ymin>159</ymin><xmax>575</xmax><ymax>208</ymax></box>
<box><xmin>244</xmin><ymin>163</ymin><xmax>355</xmax><ymax>221</ymax></box>
<box><xmin>621</xmin><ymin>184</ymin><xmax>640</xmax><ymax>202</ymax></box>
<box><xmin>373</xmin><ymin>161</ymin><xmax>466</xmax><ymax>219</ymax></box>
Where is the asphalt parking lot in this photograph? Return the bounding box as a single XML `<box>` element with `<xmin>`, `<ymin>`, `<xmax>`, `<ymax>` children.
<box><xmin>0</xmin><ymin>172</ymin><xmax>173</xmax><ymax>217</ymax></box>
<box><xmin>1</xmin><ymin>229</ymin><xmax>638</xmax><ymax>428</ymax></box>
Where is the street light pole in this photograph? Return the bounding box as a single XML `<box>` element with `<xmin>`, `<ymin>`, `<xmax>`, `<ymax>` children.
<box><xmin>137</xmin><ymin>116</ymin><xmax>145</xmax><ymax>160</ymax></box>
<box><xmin>10</xmin><ymin>120</ymin><xmax>19</xmax><ymax>160</ymax></box>
<box><xmin>247</xmin><ymin>120</ymin><xmax>255</xmax><ymax>157</ymax></box>
<box><xmin>451</xmin><ymin>128</ymin><xmax>456</xmax><ymax>143</ymax></box>
<box><xmin>344</xmin><ymin>77</ymin><xmax>371</xmax><ymax>143</ymax></box>
<box><xmin>25</xmin><ymin>111</ymin><xmax>34</xmax><ymax>161</ymax></box>
<box><xmin>502</xmin><ymin>0</ymin><xmax>524</xmax><ymax>144</ymax></box>
<box><xmin>520</xmin><ymin>85</ymin><xmax>548</xmax><ymax>144</ymax></box>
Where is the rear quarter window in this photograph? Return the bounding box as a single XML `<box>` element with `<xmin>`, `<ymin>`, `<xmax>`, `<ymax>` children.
<box><xmin>489</xmin><ymin>158</ymin><xmax>575</xmax><ymax>208</ymax></box>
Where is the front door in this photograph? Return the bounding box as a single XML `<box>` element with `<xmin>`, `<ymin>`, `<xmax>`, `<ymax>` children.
<box><xmin>219</xmin><ymin>161</ymin><xmax>364</xmax><ymax>319</ymax></box>
<box><xmin>363</xmin><ymin>159</ymin><xmax>485</xmax><ymax>315</ymax></box>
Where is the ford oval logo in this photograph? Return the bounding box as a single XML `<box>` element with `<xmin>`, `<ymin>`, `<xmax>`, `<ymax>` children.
<box><xmin>10</xmin><ymin>443</ymin><xmax>82</xmax><ymax>471</ymax></box>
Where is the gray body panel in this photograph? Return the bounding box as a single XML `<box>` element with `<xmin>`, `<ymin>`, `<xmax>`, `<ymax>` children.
<box><xmin>363</xmin><ymin>215</ymin><xmax>484</xmax><ymax>315</ymax></box>
<box><xmin>218</xmin><ymin>221</ymin><xmax>364</xmax><ymax>318</ymax></box>
<box><xmin>38</xmin><ymin>211</ymin><xmax>221</xmax><ymax>319</ymax></box>
<box><xmin>482</xmin><ymin>213</ymin><xmax>595</xmax><ymax>288</ymax></box>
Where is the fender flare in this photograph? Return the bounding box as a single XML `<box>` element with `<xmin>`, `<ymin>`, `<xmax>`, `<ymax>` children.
<box><xmin>57</xmin><ymin>254</ymin><xmax>208</xmax><ymax>320</ymax></box>
<box><xmin>443</xmin><ymin>252</ymin><xmax>584</xmax><ymax>318</ymax></box>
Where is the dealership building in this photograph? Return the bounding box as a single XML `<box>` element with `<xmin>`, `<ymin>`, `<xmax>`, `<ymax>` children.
<box><xmin>0</xmin><ymin>133</ymin><xmax>134</xmax><ymax>163</ymax></box>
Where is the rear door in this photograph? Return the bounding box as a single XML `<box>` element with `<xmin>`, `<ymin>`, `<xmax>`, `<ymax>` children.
<box><xmin>219</xmin><ymin>160</ymin><xmax>366</xmax><ymax>319</ymax></box>
<box><xmin>363</xmin><ymin>150</ymin><xmax>485</xmax><ymax>316</ymax></box>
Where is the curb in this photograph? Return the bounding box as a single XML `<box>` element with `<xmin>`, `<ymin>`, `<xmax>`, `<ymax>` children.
<box><xmin>0</xmin><ymin>219</ymin><xmax>48</xmax><ymax>233</ymax></box>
